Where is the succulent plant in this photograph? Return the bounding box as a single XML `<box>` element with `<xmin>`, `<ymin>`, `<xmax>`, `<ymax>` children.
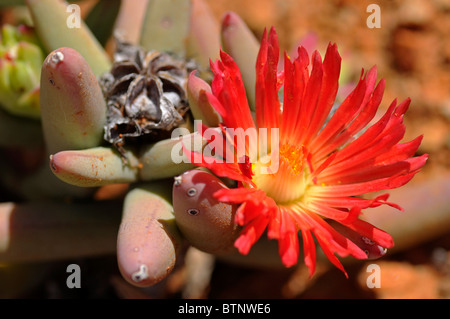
<box><xmin>0</xmin><ymin>0</ymin><xmax>226</xmax><ymax>293</ymax></box>
<box><xmin>0</xmin><ymin>24</ymin><xmax>43</xmax><ymax>119</ymax></box>
<box><xmin>0</xmin><ymin>0</ymin><xmax>447</xmax><ymax>298</ymax></box>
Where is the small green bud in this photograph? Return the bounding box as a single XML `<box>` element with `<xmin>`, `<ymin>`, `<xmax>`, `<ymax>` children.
<box><xmin>0</xmin><ymin>24</ymin><xmax>43</xmax><ymax>119</ymax></box>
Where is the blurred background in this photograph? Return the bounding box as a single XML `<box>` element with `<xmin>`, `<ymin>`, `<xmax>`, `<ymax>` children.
<box><xmin>0</xmin><ymin>0</ymin><xmax>449</xmax><ymax>299</ymax></box>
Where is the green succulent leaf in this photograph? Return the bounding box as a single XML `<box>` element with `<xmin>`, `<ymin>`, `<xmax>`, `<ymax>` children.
<box><xmin>187</xmin><ymin>71</ymin><xmax>221</xmax><ymax>126</ymax></box>
<box><xmin>50</xmin><ymin>147</ymin><xmax>140</xmax><ymax>187</ymax></box>
<box><xmin>173</xmin><ymin>169</ymin><xmax>240</xmax><ymax>255</ymax></box>
<box><xmin>0</xmin><ymin>25</ymin><xmax>43</xmax><ymax>118</ymax></box>
<box><xmin>85</xmin><ymin>0</ymin><xmax>122</xmax><ymax>47</ymax></box>
<box><xmin>0</xmin><ymin>108</ymin><xmax>43</xmax><ymax>147</ymax></box>
<box><xmin>221</xmin><ymin>12</ymin><xmax>260</xmax><ymax>111</ymax></box>
<box><xmin>139</xmin><ymin>131</ymin><xmax>211</xmax><ymax>181</ymax></box>
<box><xmin>26</xmin><ymin>0</ymin><xmax>111</xmax><ymax>77</ymax></box>
<box><xmin>0</xmin><ymin>201</ymin><xmax>121</xmax><ymax>263</ymax></box>
<box><xmin>117</xmin><ymin>182</ymin><xmax>183</xmax><ymax>287</ymax></box>
<box><xmin>140</xmin><ymin>0</ymin><xmax>191</xmax><ymax>56</ymax></box>
<box><xmin>186</xmin><ymin>0</ymin><xmax>220</xmax><ymax>70</ymax></box>
<box><xmin>0</xmin><ymin>0</ymin><xmax>81</xmax><ymax>7</ymax></box>
<box><xmin>40</xmin><ymin>47</ymin><xmax>106</xmax><ymax>154</ymax></box>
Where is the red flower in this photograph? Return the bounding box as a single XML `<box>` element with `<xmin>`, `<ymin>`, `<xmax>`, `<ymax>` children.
<box><xmin>186</xmin><ymin>27</ymin><xmax>428</xmax><ymax>277</ymax></box>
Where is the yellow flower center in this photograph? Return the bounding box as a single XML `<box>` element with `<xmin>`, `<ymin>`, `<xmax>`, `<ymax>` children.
<box><xmin>252</xmin><ymin>144</ymin><xmax>312</xmax><ymax>204</ymax></box>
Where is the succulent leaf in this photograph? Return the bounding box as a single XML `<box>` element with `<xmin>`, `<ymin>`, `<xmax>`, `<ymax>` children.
<box><xmin>362</xmin><ymin>173</ymin><xmax>450</xmax><ymax>253</ymax></box>
<box><xmin>40</xmin><ymin>47</ymin><xmax>106</xmax><ymax>155</ymax></box>
<box><xmin>186</xmin><ymin>0</ymin><xmax>220</xmax><ymax>71</ymax></box>
<box><xmin>172</xmin><ymin>169</ymin><xmax>241</xmax><ymax>255</ymax></box>
<box><xmin>140</xmin><ymin>0</ymin><xmax>191</xmax><ymax>56</ymax></box>
<box><xmin>0</xmin><ymin>25</ymin><xmax>43</xmax><ymax>119</ymax></box>
<box><xmin>117</xmin><ymin>182</ymin><xmax>182</xmax><ymax>287</ymax></box>
<box><xmin>50</xmin><ymin>147</ymin><xmax>140</xmax><ymax>187</ymax></box>
<box><xmin>187</xmin><ymin>71</ymin><xmax>221</xmax><ymax>127</ymax></box>
<box><xmin>139</xmin><ymin>130</ymin><xmax>211</xmax><ymax>181</ymax></box>
<box><xmin>0</xmin><ymin>108</ymin><xmax>43</xmax><ymax>147</ymax></box>
<box><xmin>26</xmin><ymin>0</ymin><xmax>111</xmax><ymax>77</ymax></box>
<box><xmin>84</xmin><ymin>0</ymin><xmax>122</xmax><ymax>47</ymax></box>
<box><xmin>114</xmin><ymin>0</ymin><xmax>149</xmax><ymax>45</ymax></box>
<box><xmin>221</xmin><ymin>12</ymin><xmax>260</xmax><ymax>110</ymax></box>
<box><xmin>0</xmin><ymin>201</ymin><xmax>121</xmax><ymax>263</ymax></box>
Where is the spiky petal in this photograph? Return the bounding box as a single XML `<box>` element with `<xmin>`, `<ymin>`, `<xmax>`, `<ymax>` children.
<box><xmin>186</xmin><ymin>27</ymin><xmax>427</xmax><ymax>277</ymax></box>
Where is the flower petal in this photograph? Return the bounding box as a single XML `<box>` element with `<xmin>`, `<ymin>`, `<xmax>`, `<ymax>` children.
<box><xmin>301</xmin><ymin>43</ymin><xmax>341</xmax><ymax>145</ymax></box>
<box><xmin>255</xmin><ymin>27</ymin><xmax>281</xmax><ymax>130</ymax></box>
<box><xmin>277</xmin><ymin>208</ymin><xmax>300</xmax><ymax>267</ymax></box>
<box><xmin>301</xmin><ymin>230</ymin><xmax>317</xmax><ymax>277</ymax></box>
<box><xmin>234</xmin><ymin>214</ymin><xmax>269</xmax><ymax>255</ymax></box>
<box><xmin>210</xmin><ymin>50</ymin><xmax>255</xmax><ymax>131</ymax></box>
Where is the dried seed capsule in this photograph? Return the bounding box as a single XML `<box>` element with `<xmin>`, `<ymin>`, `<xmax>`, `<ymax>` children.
<box><xmin>173</xmin><ymin>169</ymin><xmax>241</xmax><ymax>255</ymax></box>
<box><xmin>100</xmin><ymin>42</ymin><xmax>192</xmax><ymax>157</ymax></box>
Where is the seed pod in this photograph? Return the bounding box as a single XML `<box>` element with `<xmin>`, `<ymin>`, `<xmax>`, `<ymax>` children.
<box><xmin>99</xmin><ymin>41</ymin><xmax>192</xmax><ymax>157</ymax></box>
<box><xmin>117</xmin><ymin>183</ymin><xmax>182</xmax><ymax>287</ymax></box>
<box><xmin>173</xmin><ymin>169</ymin><xmax>241</xmax><ymax>255</ymax></box>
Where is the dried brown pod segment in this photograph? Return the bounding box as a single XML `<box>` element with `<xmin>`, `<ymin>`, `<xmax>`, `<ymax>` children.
<box><xmin>100</xmin><ymin>41</ymin><xmax>193</xmax><ymax>157</ymax></box>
